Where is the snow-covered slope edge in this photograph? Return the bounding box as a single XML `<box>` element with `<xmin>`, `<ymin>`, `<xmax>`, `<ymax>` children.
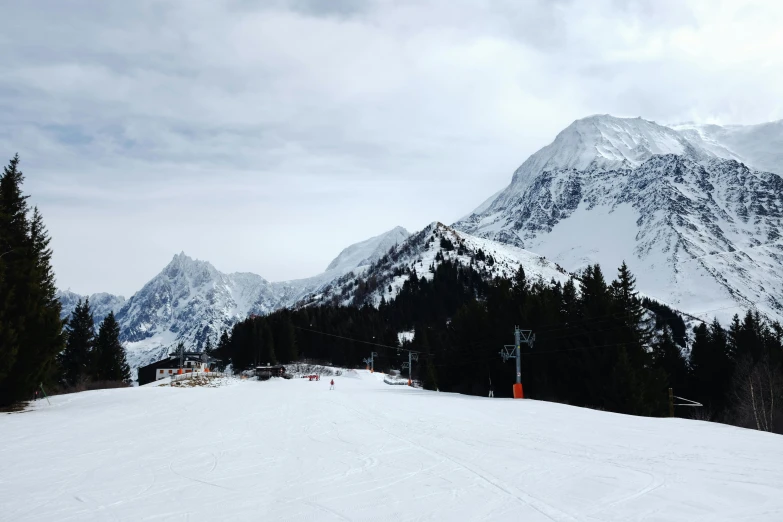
<box><xmin>326</xmin><ymin>226</ymin><xmax>409</xmax><ymax>273</ymax></box>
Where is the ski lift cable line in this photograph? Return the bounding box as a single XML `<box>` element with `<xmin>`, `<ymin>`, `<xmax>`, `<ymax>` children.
<box><xmin>458</xmin><ymin>319</ymin><xmax>649</xmax><ymax>347</ymax></box>
<box><xmin>432</xmin><ymin>339</ymin><xmax>651</xmax><ymax>367</ymax></box>
<box><xmin>533</xmin><ymin>323</ymin><xmax>689</xmax><ymax>345</ymax></box>
<box><xmin>297</xmin><ymin>324</ymin><xmax>642</xmax><ymax>362</ymax></box>
<box><xmin>470</xmin><ymin>337</ymin><xmax>649</xmax><ymax>358</ymax></box>
<box><xmin>522</xmin><ymin>339</ymin><xmax>646</xmax><ymax>355</ymax></box>
<box><xmin>538</xmin><ymin>299</ymin><xmax>762</xmax><ymax>332</ymax></box>
<box><xmin>673</xmin><ymin>395</ymin><xmax>703</xmax><ymax>407</ymax></box>
<box><xmin>530</xmin><ymin>297</ymin><xmax>746</xmax><ymax>334</ymax></box>
<box><xmin>533</xmin><ymin>318</ymin><xmax>691</xmax><ymax>344</ymax></box>
<box><xmin>548</xmin><ymin>317</ymin><xmax>696</xmax><ymax>342</ymax></box>
<box><xmin>531</xmin><ymin>308</ymin><xmax>660</xmax><ymax>334</ymax></box>
<box><xmin>437</xmin><ymin>310</ymin><xmax>687</xmax><ymax>351</ymax></box>
<box><xmin>293</xmin><ymin>326</ymin><xmax>423</xmax><ymax>354</ymax></box>
<box><xmin>533</xmin><ymin>311</ymin><xmax>654</xmax><ymax>335</ymax></box>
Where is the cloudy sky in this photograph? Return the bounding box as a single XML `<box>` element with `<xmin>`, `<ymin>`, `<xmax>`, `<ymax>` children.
<box><xmin>2</xmin><ymin>0</ymin><xmax>781</xmax><ymax>296</ymax></box>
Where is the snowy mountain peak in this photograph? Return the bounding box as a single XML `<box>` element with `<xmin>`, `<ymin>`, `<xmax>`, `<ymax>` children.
<box><xmin>302</xmin><ymin>220</ymin><xmax>570</xmax><ymax>309</ymax></box>
<box><xmin>455</xmin><ymin>115</ymin><xmax>783</xmax><ymax>324</ymax></box>
<box><xmin>57</xmin><ymin>290</ymin><xmax>126</xmax><ymax>326</ymax></box>
<box><xmin>325</xmin><ymin>226</ymin><xmax>410</xmax><ymax>273</ymax></box>
<box><xmin>166</xmin><ymin>251</ymin><xmax>208</xmax><ymax>268</ymax></box>
<box><xmin>64</xmin><ymin>229</ymin><xmax>413</xmax><ymax>371</ymax></box>
<box><xmin>509</xmin><ymin>115</ymin><xmax>713</xmax><ymax>190</ymax></box>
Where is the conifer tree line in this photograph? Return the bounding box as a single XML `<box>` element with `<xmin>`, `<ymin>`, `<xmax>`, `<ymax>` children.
<box><xmin>218</xmin><ymin>257</ymin><xmax>783</xmax><ymax>432</ymax></box>
<box><xmin>0</xmin><ymin>155</ymin><xmax>130</xmax><ymax>407</ymax></box>
<box><xmin>60</xmin><ymin>299</ymin><xmax>130</xmax><ymax>388</ymax></box>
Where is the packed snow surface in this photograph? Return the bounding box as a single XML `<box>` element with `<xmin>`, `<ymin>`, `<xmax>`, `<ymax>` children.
<box><xmin>3</xmin><ymin>371</ymin><xmax>782</xmax><ymax>521</ymax></box>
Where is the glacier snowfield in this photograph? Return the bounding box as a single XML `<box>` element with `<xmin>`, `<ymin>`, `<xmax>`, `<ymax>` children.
<box><xmin>2</xmin><ymin>371</ymin><xmax>782</xmax><ymax>521</ymax></box>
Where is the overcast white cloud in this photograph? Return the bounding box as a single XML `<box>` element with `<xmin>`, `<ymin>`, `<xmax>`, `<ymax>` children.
<box><xmin>1</xmin><ymin>0</ymin><xmax>781</xmax><ymax>295</ymax></box>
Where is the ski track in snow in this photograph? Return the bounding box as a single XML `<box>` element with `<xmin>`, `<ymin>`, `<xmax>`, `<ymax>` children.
<box><xmin>2</xmin><ymin>372</ymin><xmax>783</xmax><ymax>521</ymax></box>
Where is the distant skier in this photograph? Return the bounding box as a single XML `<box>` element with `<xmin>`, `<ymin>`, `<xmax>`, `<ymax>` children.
<box><xmin>329</xmin><ymin>379</ymin><xmax>335</xmax><ymax>390</ymax></box>
<box><xmin>488</xmin><ymin>376</ymin><xmax>494</xmax><ymax>398</ymax></box>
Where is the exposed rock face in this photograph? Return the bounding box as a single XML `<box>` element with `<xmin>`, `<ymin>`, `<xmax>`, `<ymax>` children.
<box><xmin>455</xmin><ymin>115</ymin><xmax>783</xmax><ymax>323</ymax></box>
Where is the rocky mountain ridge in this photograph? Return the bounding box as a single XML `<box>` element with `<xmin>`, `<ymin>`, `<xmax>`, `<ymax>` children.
<box><xmin>454</xmin><ymin>115</ymin><xmax>783</xmax><ymax>323</ymax></box>
<box><xmin>59</xmin><ymin>227</ymin><xmax>411</xmax><ymax>369</ymax></box>
<box><xmin>59</xmin><ymin>115</ymin><xmax>783</xmax><ymax>369</ymax></box>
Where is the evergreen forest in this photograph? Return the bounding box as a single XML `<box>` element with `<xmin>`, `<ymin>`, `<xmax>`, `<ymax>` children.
<box><xmin>0</xmin><ymin>155</ymin><xmax>130</xmax><ymax>408</ymax></box>
<box><xmin>217</xmin><ymin>259</ymin><xmax>783</xmax><ymax>432</ymax></box>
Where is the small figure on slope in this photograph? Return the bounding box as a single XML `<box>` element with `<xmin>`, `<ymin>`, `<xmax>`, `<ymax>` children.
<box><xmin>330</xmin><ymin>379</ymin><xmax>335</xmax><ymax>390</ymax></box>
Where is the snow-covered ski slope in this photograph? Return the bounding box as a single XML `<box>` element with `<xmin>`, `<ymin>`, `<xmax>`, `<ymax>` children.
<box><xmin>3</xmin><ymin>371</ymin><xmax>782</xmax><ymax>521</ymax></box>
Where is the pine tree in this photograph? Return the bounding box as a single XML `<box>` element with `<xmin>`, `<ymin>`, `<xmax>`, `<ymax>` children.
<box><xmin>93</xmin><ymin>312</ymin><xmax>130</xmax><ymax>382</ymax></box>
<box><xmin>22</xmin><ymin>208</ymin><xmax>65</xmax><ymax>388</ymax></box>
<box><xmin>0</xmin><ymin>154</ymin><xmax>29</xmax><ymax>400</ymax></box>
<box><xmin>707</xmin><ymin>318</ymin><xmax>732</xmax><ymax>415</ymax></box>
<box><xmin>60</xmin><ymin>298</ymin><xmax>96</xmax><ymax>387</ymax></box>
<box><xmin>653</xmin><ymin>325</ymin><xmax>688</xmax><ymax>394</ymax></box>
<box><xmin>727</xmin><ymin>314</ymin><xmax>742</xmax><ymax>360</ymax></box>
<box><xmin>278</xmin><ymin>317</ymin><xmax>298</xmax><ymax>363</ymax></box>
<box><xmin>417</xmin><ymin>328</ymin><xmax>438</xmax><ymax>390</ymax></box>
<box><xmin>174</xmin><ymin>341</ymin><xmax>186</xmax><ymax>365</ymax></box>
<box><xmin>422</xmin><ymin>355</ymin><xmax>438</xmax><ymax>390</ymax></box>
<box><xmin>252</xmin><ymin>320</ymin><xmax>263</xmax><ymax>365</ymax></box>
<box><xmin>204</xmin><ymin>334</ymin><xmax>218</xmax><ymax>369</ymax></box>
<box><xmin>215</xmin><ymin>330</ymin><xmax>231</xmax><ymax>370</ymax></box>
<box><xmin>262</xmin><ymin>322</ymin><xmax>276</xmax><ymax>364</ymax></box>
<box><xmin>612</xmin><ymin>263</ymin><xmax>644</xmax><ymax>323</ymax></box>
<box><xmin>560</xmin><ymin>278</ymin><xmax>578</xmax><ymax>321</ymax></box>
<box><xmin>689</xmin><ymin>322</ymin><xmax>710</xmax><ymax>384</ymax></box>
<box><xmin>611</xmin><ymin>261</ymin><xmax>652</xmax><ymax>345</ymax></box>
<box><xmin>738</xmin><ymin>310</ymin><xmax>763</xmax><ymax>362</ymax></box>
<box><xmin>580</xmin><ymin>264</ymin><xmax>610</xmax><ymax>317</ymax></box>
<box><xmin>0</xmin><ymin>274</ymin><xmax>17</xmax><ymax>386</ymax></box>
<box><xmin>0</xmin><ymin>155</ymin><xmax>65</xmax><ymax>404</ymax></box>
<box><xmin>766</xmin><ymin>321</ymin><xmax>783</xmax><ymax>368</ymax></box>
<box><xmin>610</xmin><ymin>346</ymin><xmax>640</xmax><ymax>414</ymax></box>
<box><xmin>0</xmin><ymin>243</ymin><xmax>19</xmax><ymax>389</ymax></box>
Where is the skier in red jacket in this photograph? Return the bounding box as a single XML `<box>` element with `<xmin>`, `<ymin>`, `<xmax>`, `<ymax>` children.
<box><xmin>330</xmin><ymin>379</ymin><xmax>335</xmax><ymax>390</ymax></box>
